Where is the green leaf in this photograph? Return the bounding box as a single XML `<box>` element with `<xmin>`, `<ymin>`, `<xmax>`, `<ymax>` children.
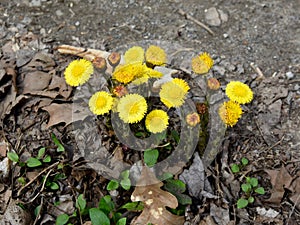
<box><xmin>174</xmin><ymin>193</ymin><xmax>192</xmax><ymax>205</ymax></box>
<box><xmin>76</xmin><ymin>194</ymin><xmax>86</xmax><ymax>212</ymax></box>
<box><xmin>107</xmin><ymin>180</ymin><xmax>119</xmax><ymax>191</ymax></box>
<box><xmin>241</xmin><ymin>157</ymin><xmax>249</xmax><ymax>166</ymax></box>
<box><xmin>38</xmin><ymin>147</ymin><xmax>46</xmax><ymax>159</ymax></box>
<box><xmin>120</xmin><ymin>202</ymin><xmax>144</xmax><ymax>211</ymax></box>
<box><xmin>171</xmin><ymin>130</ymin><xmax>180</xmax><ymax>143</ymax></box>
<box><xmin>120</xmin><ymin>170</ymin><xmax>129</xmax><ymax>179</ymax></box>
<box><xmin>99</xmin><ymin>195</ymin><xmax>114</xmax><ymax>215</ymax></box>
<box><xmin>34</xmin><ymin>205</ymin><xmax>41</xmax><ymax>217</ymax></box>
<box><xmin>120</xmin><ymin>178</ymin><xmax>131</xmax><ymax>190</ymax></box>
<box><xmin>56</xmin><ymin>214</ymin><xmax>69</xmax><ymax>225</ymax></box>
<box><xmin>231</xmin><ymin>164</ymin><xmax>240</xmax><ymax>173</ymax></box>
<box><xmin>237</xmin><ymin>198</ymin><xmax>248</xmax><ymax>209</ymax></box>
<box><xmin>164</xmin><ymin>179</ymin><xmax>186</xmax><ymax>194</ymax></box>
<box><xmin>116</xmin><ymin>218</ymin><xmax>127</xmax><ymax>225</ymax></box>
<box><xmin>17</xmin><ymin>177</ymin><xmax>26</xmax><ymax>186</ymax></box>
<box><xmin>248</xmin><ymin>196</ymin><xmax>255</xmax><ymax>203</ymax></box>
<box><xmin>51</xmin><ymin>133</ymin><xmax>65</xmax><ymax>152</ymax></box>
<box><xmin>26</xmin><ymin>157</ymin><xmax>42</xmax><ymax>167</ymax></box>
<box><xmin>89</xmin><ymin>208</ymin><xmax>110</xmax><ymax>225</ymax></box>
<box><xmin>241</xmin><ymin>183</ymin><xmax>251</xmax><ymax>193</ymax></box>
<box><xmin>250</xmin><ymin>178</ymin><xmax>258</xmax><ymax>188</ymax></box>
<box><xmin>7</xmin><ymin>152</ymin><xmax>19</xmax><ymax>162</ymax></box>
<box><xmin>255</xmin><ymin>187</ymin><xmax>265</xmax><ymax>195</ymax></box>
<box><xmin>144</xmin><ymin>149</ymin><xmax>159</xmax><ymax>167</ymax></box>
<box><xmin>50</xmin><ymin>182</ymin><xmax>59</xmax><ymax>190</ymax></box>
<box><xmin>43</xmin><ymin>155</ymin><xmax>51</xmax><ymax>163</ymax></box>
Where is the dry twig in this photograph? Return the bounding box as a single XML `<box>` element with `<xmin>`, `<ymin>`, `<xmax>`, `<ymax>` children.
<box><xmin>178</xmin><ymin>9</ymin><xmax>215</xmax><ymax>35</ymax></box>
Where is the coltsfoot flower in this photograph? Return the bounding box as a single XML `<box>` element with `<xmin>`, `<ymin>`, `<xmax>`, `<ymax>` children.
<box><xmin>218</xmin><ymin>100</ymin><xmax>243</xmax><ymax>127</ymax></box>
<box><xmin>186</xmin><ymin>112</ymin><xmax>200</xmax><ymax>127</ymax></box>
<box><xmin>124</xmin><ymin>46</ymin><xmax>145</xmax><ymax>64</ymax></box>
<box><xmin>113</xmin><ymin>85</ymin><xmax>128</xmax><ymax>97</ymax></box>
<box><xmin>207</xmin><ymin>77</ymin><xmax>220</xmax><ymax>90</ymax></box>
<box><xmin>89</xmin><ymin>91</ymin><xmax>114</xmax><ymax>115</ymax></box>
<box><xmin>145</xmin><ymin>109</ymin><xmax>169</xmax><ymax>133</ymax></box>
<box><xmin>159</xmin><ymin>78</ymin><xmax>190</xmax><ymax>108</ymax></box>
<box><xmin>113</xmin><ymin>63</ymin><xmax>145</xmax><ymax>84</ymax></box>
<box><xmin>64</xmin><ymin>59</ymin><xmax>94</xmax><ymax>86</ymax></box>
<box><xmin>145</xmin><ymin>45</ymin><xmax>167</xmax><ymax>66</ymax></box>
<box><xmin>225</xmin><ymin>81</ymin><xmax>253</xmax><ymax>104</ymax></box>
<box><xmin>117</xmin><ymin>94</ymin><xmax>147</xmax><ymax>123</ymax></box>
<box><xmin>191</xmin><ymin>52</ymin><xmax>214</xmax><ymax>74</ymax></box>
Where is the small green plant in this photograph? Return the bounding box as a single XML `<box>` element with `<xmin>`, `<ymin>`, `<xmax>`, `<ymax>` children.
<box><xmin>107</xmin><ymin>170</ymin><xmax>132</xmax><ymax>191</ymax></box>
<box><xmin>237</xmin><ymin>176</ymin><xmax>265</xmax><ymax>209</ymax></box>
<box><xmin>230</xmin><ymin>157</ymin><xmax>249</xmax><ymax>173</ymax></box>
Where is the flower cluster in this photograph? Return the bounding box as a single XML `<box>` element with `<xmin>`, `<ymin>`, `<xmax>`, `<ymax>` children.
<box><xmin>63</xmin><ymin>46</ymin><xmax>216</xmax><ymax>133</ymax></box>
<box><xmin>219</xmin><ymin>81</ymin><xmax>253</xmax><ymax>127</ymax></box>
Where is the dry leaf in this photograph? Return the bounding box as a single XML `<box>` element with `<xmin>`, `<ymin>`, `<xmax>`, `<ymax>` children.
<box><xmin>48</xmin><ymin>74</ymin><xmax>72</xmax><ymax>99</ymax></box>
<box><xmin>42</xmin><ymin>103</ymin><xmax>90</xmax><ymax>128</ymax></box>
<box><xmin>23</xmin><ymin>71</ymin><xmax>52</xmax><ymax>93</ymax></box>
<box><xmin>265</xmin><ymin>166</ymin><xmax>293</xmax><ymax>204</ymax></box>
<box><xmin>131</xmin><ymin>167</ymin><xmax>184</xmax><ymax>225</ymax></box>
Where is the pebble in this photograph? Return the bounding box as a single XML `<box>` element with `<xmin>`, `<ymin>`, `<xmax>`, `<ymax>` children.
<box><xmin>285</xmin><ymin>71</ymin><xmax>294</xmax><ymax>80</ymax></box>
<box><xmin>75</xmin><ymin>21</ymin><xmax>80</xmax><ymax>26</ymax></box>
<box><xmin>205</xmin><ymin>7</ymin><xmax>228</xmax><ymax>27</ymax></box>
<box><xmin>213</xmin><ymin>65</ymin><xmax>226</xmax><ymax>76</ymax></box>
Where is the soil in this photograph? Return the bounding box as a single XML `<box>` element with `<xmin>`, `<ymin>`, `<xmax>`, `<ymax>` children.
<box><xmin>0</xmin><ymin>0</ymin><xmax>299</xmax><ymax>224</ymax></box>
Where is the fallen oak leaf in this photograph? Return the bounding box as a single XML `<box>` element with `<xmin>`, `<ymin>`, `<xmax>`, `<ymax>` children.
<box><xmin>131</xmin><ymin>167</ymin><xmax>184</xmax><ymax>225</ymax></box>
<box><xmin>42</xmin><ymin>103</ymin><xmax>90</xmax><ymax>128</ymax></box>
<box><xmin>264</xmin><ymin>166</ymin><xmax>293</xmax><ymax>205</ymax></box>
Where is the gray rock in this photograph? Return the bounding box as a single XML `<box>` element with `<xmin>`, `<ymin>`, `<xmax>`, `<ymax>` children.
<box><xmin>285</xmin><ymin>71</ymin><xmax>294</xmax><ymax>80</ymax></box>
<box><xmin>213</xmin><ymin>65</ymin><xmax>226</xmax><ymax>76</ymax></box>
<box><xmin>205</xmin><ymin>7</ymin><xmax>228</xmax><ymax>26</ymax></box>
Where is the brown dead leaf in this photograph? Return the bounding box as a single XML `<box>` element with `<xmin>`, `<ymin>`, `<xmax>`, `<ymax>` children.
<box><xmin>23</xmin><ymin>71</ymin><xmax>52</xmax><ymax>93</ymax></box>
<box><xmin>22</xmin><ymin>52</ymin><xmax>55</xmax><ymax>72</ymax></box>
<box><xmin>131</xmin><ymin>167</ymin><xmax>184</xmax><ymax>225</ymax></box>
<box><xmin>42</xmin><ymin>103</ymin><xmax>90</xmax><ymax>128</ymax></box>
<box><xmin>48</xmin><ymin>73</ymin><xmax>72</xmax><ymax>99</ymax></box>
<box><xmin>265</xmin><ymin>166</ymin><xmax>293</xmax><ymax>204</ymax></box>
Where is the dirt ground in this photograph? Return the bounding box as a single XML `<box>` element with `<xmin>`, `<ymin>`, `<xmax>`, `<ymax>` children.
<box><xmin>0</xmin><ymin>0</ymin><xmax>299</xmax><ymax>224</ymax></box>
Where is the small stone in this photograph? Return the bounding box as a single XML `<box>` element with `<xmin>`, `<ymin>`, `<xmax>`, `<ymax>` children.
<box><xmin>0</xmin><ymin>158</ymin><xmax>10</xmax><ymax>178</ymax></box>
<box><xmin>205</xmin><ymin>7</ymin><xmax>221</xmax><ymax>26</ymax></box>
<box><xmin>205</xmin><ymin>7</ymin><xmax>228</xmax><ymax>26</ymax></box>
<box><xmin>56</xmin><ymin>9</ymin><xmax>63</xmax><ymax>17</ymax></box>
<box><xmin>223</xmin><ymin>33</ymin><xmax>229</xmax><ymax>38</ymax></box>
<box><xmin>75</xmin><ymin>21</ymin><xmax>80</xmax><ymax>26</ymax></box>
<box><xmin>213</xmin><ymin>65</ymin><xmax>226</xmax><ymax>76</ymax></box>
<box><xmin>285</xmin><ymin>71</ymin><xmax>294</xmax><ymax>80</ymax></box>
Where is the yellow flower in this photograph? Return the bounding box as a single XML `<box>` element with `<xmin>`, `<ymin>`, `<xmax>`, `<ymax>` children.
<box><xmin>112</xmin><ymin>63</ymin><xmax>145</xmax><ymax>84</ymax></box>
<box><xmin>117</xmin><ymin>94</ymin><xmax>147</xmax><ymax>123</ymax></box>
<box><xmin>186</xmin><ymin>112</ymin><xmax>200</xmax><ymax>126</ymax></box>
<box><xmin>145</xmin><ymin>67</ymin><xmax>163</xmax><ymax>78</ymax></box>
<box><xmin>225</xmin><ymin>81</ymin><xmax>253</xmax><ymax>104</ymax></box>
<box><xmin>159</xmin><ymin>78</ymin><xmax>190</xmax><ymax>108</ymax></box>
<box><xmin>131</xmin><ymin>75</ymin><xmax>149</xmax><ymax>85</ymax></box>
<box><xmin>145</xmin><ymin>110</ymin><xmax>169</xmax><ymax>133</ymax></box>
<box><xmin>124</xmin><ymin>46</ymin><xmax>145</xmax><ymax>64</ymax></box>
<box><xmin>191</xmin><ymin>52</ymin><xmax>214</xmax><ymax>74</ymax></box>
<box><xmin>218</xmin><ymin>101</ymin><xmax>243</xmax><ymax>127</ymax></box>
<box><xmin>64</xmin><ymin>59</ymin><xmax>94</xmax><ymax>86</ymax></box>
<box><xmin>145</xmin><ymin>45</ymin><xmax>167</xmax><ymax>66</ymax></box>
<box><xmin>89</xmin><ymin>91</ymin><xmax>114</xmax><ymax>115</ymax></box>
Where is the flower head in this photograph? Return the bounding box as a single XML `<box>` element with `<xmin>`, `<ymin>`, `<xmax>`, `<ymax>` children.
<box><xmin>145</xmin><ymin>45</ymin><xmax>167</xmax><ymax>66</ymax></box>
<box><xmin>192</xmin><ymin>52</ymin><xmax>214</xmax><ymax>74</ymax></box>
<box><xmin>225</xmin><ymin>81</ymin><xmax>253</xmax><ymax>104</ymax></box>
<box><xmin>186</xmin><ymin>112</ymin><xmax>200</xmax><ymax>127</ymax></box>
<box><xmin>159</xmin><ymin>78</ymin><xmax>190</xmax><ymax>108</ymax></box>
<box><xmin>64</xmin><ymin>59</ymin><xmax>94</xmax><ymax>86</ymax></box>
<box><xmin>113</xmin><ymin>63</ymin><xmax>145</xmax><ymax>84</ymax></box>
<box><xmin>113</xmin><ymin>85</ymin><xmax>128</xmax><ymax>97</ymax></box>
<box><xmin>117</xmin><ymin>94</ymin><xmax>147</xmax><ymax>123</ymax></box>
<box><xmin>218</xmin><ymin>100</ymin><xmax>243</xmax><ymax>127</ymax></box>
<box><xmin>207</xmin><ymin>77</ymin><xmax>220</xmax><ymax>90</ymax></box>
<box><xmin>124</xmin><ymin>46</ymin><xmax>145</xmax><ymax>64</ymax></box>
<box><xmin>145</xmin><ymin>110</ymin><xmax>169</xmax><ymax>133</ymax></box>
<box><xmin>89</xmin><ymin>91</ymin><xmax>114</xmax><ymax>115</ymax></box>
